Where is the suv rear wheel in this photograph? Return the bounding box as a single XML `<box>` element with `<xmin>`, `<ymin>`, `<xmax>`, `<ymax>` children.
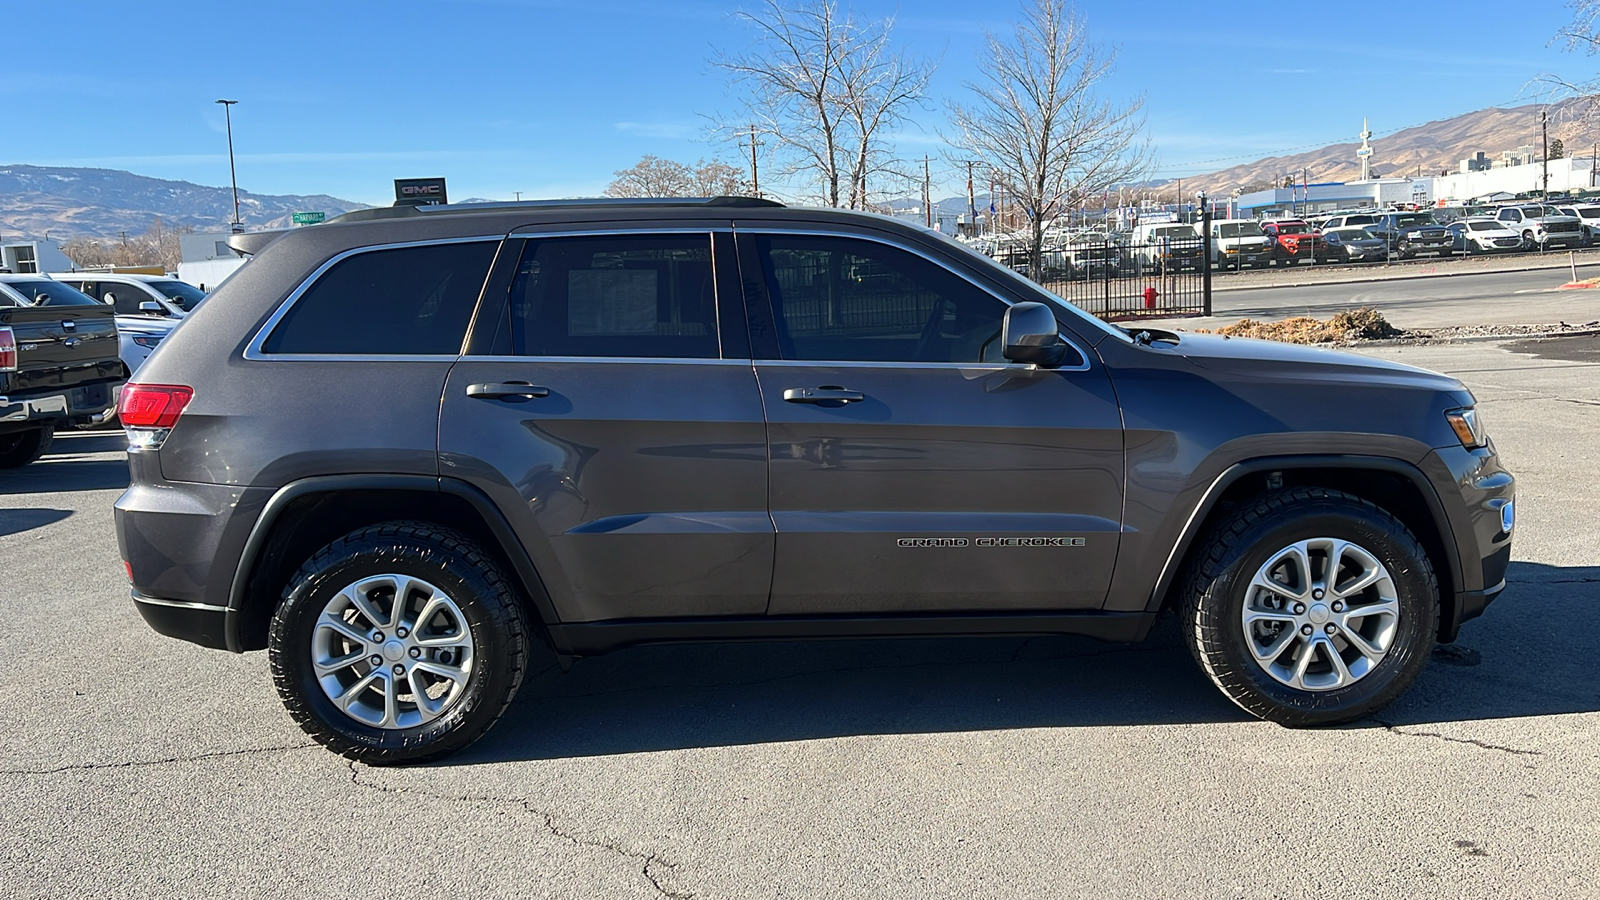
<box><xmin>1182</xmin><ymin>488</ymin><xmax>1437</xmax><ymax>726</ymax></box>
<box><xmin>268</xmin><ymin>521</ymin><xmax>530</xmax><ymax>763</ymax></box>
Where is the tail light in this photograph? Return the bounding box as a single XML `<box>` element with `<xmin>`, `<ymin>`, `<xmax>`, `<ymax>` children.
<box><xmin>119</xmin><ymin>383</ymin><xmax>193</xmax><ymax>450</ymax></box>
<box><xmin>0</xmin><ymin>326</ymin><xmax>16</xmax><ymax>373</ymax></box>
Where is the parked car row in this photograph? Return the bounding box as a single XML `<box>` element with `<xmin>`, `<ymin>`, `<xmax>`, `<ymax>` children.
<box><xmin>0</xmin><ymin>271</ymin><xmax>202</xmax><ymax>465</ymax></box>
<box><xmin>983</xmin><ymin>201</ymin><xmax>1596</xmax><ymax>281</ymax></box>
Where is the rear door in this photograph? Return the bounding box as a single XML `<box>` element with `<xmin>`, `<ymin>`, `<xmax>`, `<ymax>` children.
<box><xmin>737</xmin><ymin>227</ymin><xmax>1125</xmax><ymax>616</ymax></box>
<box><xmin>439</xmin><ymin>227</ymin><xmax>772</xmax><ymax>624</ymax></box>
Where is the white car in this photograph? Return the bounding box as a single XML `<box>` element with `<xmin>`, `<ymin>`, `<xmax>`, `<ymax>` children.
<box><xmin>48</xmin><ymin>272</ymin><xmax>205</xmax><ymax>319</ymax></box>
<box><xmin>0</xmin><ymin>274</ymin><xmax>176</xmax><ymax>375</ymax></box>
<box><xmin>1446</xmin><ymin>218</ymin><xmax>1526</xmax><ymax>255</ymax></box>
<box><xmin>1553</xmin><ymin>204</ymin><xmax>1600</xmax><ymax>244</ymax></box>
<box><xmin>1208</xmin><ymin>219</ymin><xmax>1275</xmax><ymax>270</ymax></box>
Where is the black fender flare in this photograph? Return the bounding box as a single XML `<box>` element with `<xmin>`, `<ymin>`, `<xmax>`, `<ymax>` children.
<box><xmin>1144</xmin><ymin>454</ymin><xmax>1464</xmax><ymax>616</ymax></box>
<box><xmin>223</xmin><ymin>473</ymin><xmax>560</xmax><ymax>653</ymax></box>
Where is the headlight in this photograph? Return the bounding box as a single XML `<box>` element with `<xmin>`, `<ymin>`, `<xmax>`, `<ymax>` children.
<box><xmin>131</xmin><ymin>334</ymin><xmax>164</xmax><ymax>348</ymax></box>
<box><xmin>1445</xmin><ymin>407</ymin><xmax>1487</xmax><ymax>449</ymax></box>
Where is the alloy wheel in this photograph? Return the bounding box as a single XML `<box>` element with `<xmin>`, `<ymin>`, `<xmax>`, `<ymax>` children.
<box><xmin>1239</xmin><ymin>537</ymin><xmax>1400</xmax><ymax>691</ymax></box>
<box><xmin>311</xmin><ymin>573</ymin><xmax>476</xmax><ymax>729</ymax></box>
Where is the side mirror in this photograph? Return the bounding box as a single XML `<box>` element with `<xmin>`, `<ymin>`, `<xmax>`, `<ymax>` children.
<box><xmin>139</xmin><ymin>301</ymin><xmax>164</xmax><ymax>314</ymax></box>
<box><xmin>1002</xmin><ymin>301</ymin><xmax>1066</xmax><ymax>367</ymax></box>
<box><xmin>33</xmin><ymin>293</ymin><xmax>50</xmax><ymax>306</ymax></box>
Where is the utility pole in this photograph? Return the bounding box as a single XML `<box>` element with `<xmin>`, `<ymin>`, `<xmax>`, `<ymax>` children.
<box><xmin>923</xmin><ymin>155</ymin><xmax>932</xmax><ymax>228</ymax></box>
<box><xmin>1542</xmin><ymin>109</ymin><xmax>1550</xmax><ymax>198</ymax></box>
<box><xmin>747</xmin><ymin>124</ymin><xmax>761</xmax><ymax>198</ymax></box>
<box><xmin>964</xmin><ymin>160</ymin><xmax>976</xmax><ymax>226</ymax></box>
<box><xmin>216</xmin><ymin>99</ymin><xmax>242</xmax><ymax>232</ymax></box>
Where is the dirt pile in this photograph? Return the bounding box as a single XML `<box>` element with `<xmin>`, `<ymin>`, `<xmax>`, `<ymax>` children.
<box><xmin>1192</xmin><ymin>307</ymin><xmax>1402</xmax><ymax>345</ymax></box>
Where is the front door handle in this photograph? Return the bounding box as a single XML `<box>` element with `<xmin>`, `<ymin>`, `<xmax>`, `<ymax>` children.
<box><xmin>467</xmin><ymin>381</ymin><xmax>550</xmax><ymax>401</ymax></box>
<box><xmin>783</xmin><ymin>386</ymin><xmax>864</xmax><ymax>404</ymax></box>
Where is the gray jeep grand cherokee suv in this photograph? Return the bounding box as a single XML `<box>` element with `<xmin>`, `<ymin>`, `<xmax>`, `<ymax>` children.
<box><xmin>115</xmin><ymin>197</ymin><xmax>1514</xmax><ymax>763</ymax></box>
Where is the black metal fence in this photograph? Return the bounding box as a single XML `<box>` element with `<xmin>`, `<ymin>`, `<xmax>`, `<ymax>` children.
<box><xmin>1033</xmin><ymin>208</ymin><xmax>1213</xmax><ymax>319</ymax></box>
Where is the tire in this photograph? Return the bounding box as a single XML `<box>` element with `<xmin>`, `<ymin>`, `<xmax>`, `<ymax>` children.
<box><xmin>0</xmin><ymin>423</ymin><xmax>55</xmax><ymax>468</ymax></box>
<box><xmin>1181</xmin><ymin>488</ymin><xmax>1438</xmax><ymax>727</ymax></box>
<box><xmin>269</xmin><ymin>520</ymin><xmax>531</xmax><ymax>764</ymax></box>
<box><xmin>1522</xmin><ymin>231</ymin><xmax>1536</xmax><ymax>251</ymax></box>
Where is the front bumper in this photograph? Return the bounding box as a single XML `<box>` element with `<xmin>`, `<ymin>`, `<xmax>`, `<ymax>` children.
<box><xmin>1424</xmin><ymin>443</ymin><xmax>1515</xmax><ymax>642</ymax></box>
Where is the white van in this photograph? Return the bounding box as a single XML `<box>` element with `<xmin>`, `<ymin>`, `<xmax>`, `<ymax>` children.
<box><xmin>1128</xmin><ymin>222</ymin><xmax>1204</xmax><ymax>273</ymax></box>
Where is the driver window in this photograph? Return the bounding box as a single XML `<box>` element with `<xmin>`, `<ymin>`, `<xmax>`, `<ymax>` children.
<box><xmin>755</xmin><ymin>234</ymin><xmax>1009</xmax><ymax>363</ymax></box>
<box><xmin>105</xmin><ymin>288</ymin><xmax>147</xmax><ymax>315</ymax></box>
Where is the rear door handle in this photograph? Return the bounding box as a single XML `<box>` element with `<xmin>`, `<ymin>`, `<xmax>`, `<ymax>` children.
<box><xmin>783</xmin><ymin>387</ymin><xmax>864</xmax><ymax>404</ymax></box>
<box><xmin>467</xmin><ymin>382</ymin><xmax>550</xmax><ymax>401</ymax></box>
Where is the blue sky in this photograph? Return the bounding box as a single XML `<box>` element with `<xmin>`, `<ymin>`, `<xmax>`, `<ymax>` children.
<box><xmin>6</xmin><ymin>0</ymin><xmax>1592</xmax><ymax>208</ymax></box>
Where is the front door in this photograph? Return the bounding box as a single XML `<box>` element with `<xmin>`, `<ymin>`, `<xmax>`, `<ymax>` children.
<box><xmin>737</xmin><ymin>229</ymin><xmax>1125</xmax><ymax>616</ymax></box>
<box><xmin>440</xmin><ymin>230</ymin><xmax>772</xmax><ymax>623</ymax></box>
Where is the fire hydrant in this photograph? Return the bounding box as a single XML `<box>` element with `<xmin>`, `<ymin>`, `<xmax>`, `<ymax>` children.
<box><xmin>1143</xmin><ymin>286</ymin><xmax>1159</xmax><ymax>309</ymax></box>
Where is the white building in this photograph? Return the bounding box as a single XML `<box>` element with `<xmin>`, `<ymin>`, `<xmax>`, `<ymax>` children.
<box><xmin>177</xmin><ymin>233</ymin><xmax>247</xmax><ymax>290</ymax></box>
<box><xmin>1431</xmin><ymin>156</ymin><xmax>1597</xmax><ymax>203</ymax></box>
<box><xmin>0</xmin><ymin>239</ymin><xmax>74</xmax><ymax>274</ymax></box>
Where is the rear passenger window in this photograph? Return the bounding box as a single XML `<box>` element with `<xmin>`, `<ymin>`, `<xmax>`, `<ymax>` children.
<box><xmin>510</xmin><ymin>235</ymin><xmax>718</xmax><ymax>359</ymax></box>
<box><xmin>262</xmin><ymin>240</ymin><xmax>497</xmax><ymax>355</ymax></box>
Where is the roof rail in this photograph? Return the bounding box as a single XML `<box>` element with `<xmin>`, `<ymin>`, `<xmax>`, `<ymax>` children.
<box><xmin>326</xmin><ymin>195</ymin><xmax>784</xmax><ymax>225</ymax></box>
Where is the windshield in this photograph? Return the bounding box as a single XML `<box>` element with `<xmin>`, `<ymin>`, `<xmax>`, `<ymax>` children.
<box><xmin>1217</xmin><ymin>222</ymin><xmax>1264</xmax><ymax>238</ymax></box>
<box><xmin>1150</xmin><ymin>226</ymin><xmax>1198</xmax><ymax>239</ymax></box>
<box><xmin>1394</xmin><ymin>214</ymin><xmax>1435</xmax><ymax>227</ymax></box>
<box><xmin>147</xmin><ymin>280</ymin><xmax>206</xmax><ymax>310</ymax></box>
<box><xmin>1521</xmin><ymin>207</ymin><xmax>1559</xmax><ymax>217</ymax></box>
<box><xmin>1329</xmin><ymin>228</ymin><xmax>1373</xmax><ymax>241</ymax></box>
<box><xmin>1273</xmin><ymin>223</ymin><xmax>1310</xmax><ymax>234</ymax></box>
<box><xmin>1467</xmin><ymin>221</ymin><xmax>1502</xmax><ymax>231</ymax></box>
<box><xmin>3</xmin><ymin>279</ymin><xmax>101</xmax><ymax>307</ymax></box>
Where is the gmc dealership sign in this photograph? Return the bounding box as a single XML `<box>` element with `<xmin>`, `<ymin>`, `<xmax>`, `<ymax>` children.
<box><xmin>394</xmin><ymin>177</ymin><xmax>448</xmax><ymax>207</ymax></box>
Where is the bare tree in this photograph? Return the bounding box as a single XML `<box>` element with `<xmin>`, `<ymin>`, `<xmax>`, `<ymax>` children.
<box><xmin>945</xmin><ymin>0</ymin><xmax>1147</xmax><ymax>277</ymax></box>
<box><xmin>59</xmin><ymin>217</ymin><xmax>188</xmax><ymax>271</ymax></box>
<box><xmin>714</xmin><ymin>0</ymin><xmax>933</xmax><ymax>208</ymax></box>
<box><xmin>604</xmin><ymin>155</ymin><xmax>751</xmax><ymax>198</ymax></box>
<box><xmin>604</xmin><ymin>155</ymin><xmax>695</xmax><ymax>198</ymax></box>
<box><xmin>689</xmin><ymin>159</ymin><xmax>748</xmax><ymax>196</ymax></box>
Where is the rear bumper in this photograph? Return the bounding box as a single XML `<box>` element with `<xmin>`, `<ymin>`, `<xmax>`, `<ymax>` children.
<box><xmin>0</xmin><ymin>391</ymin><xmax>70</xmax><ymax>424</ymax></box>
<box><xmin>0</xmin><ymin>381</ymin><xmax>118</xmax><ymax>430</ymax></box>
<box><xmin>132</xmin><ymin>590</ymin><xmax>231</xmax><ymax>651</ymax></box>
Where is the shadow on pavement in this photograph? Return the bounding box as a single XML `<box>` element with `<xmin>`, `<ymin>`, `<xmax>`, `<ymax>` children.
<box><xmin>454</xmin><ymin>561</ymin><xmax>1600</xmax><ymax>764</ymax></box>
<box><xmin>0</xmin><ymin>507</ymin><xmax>73</xmax><ymax>537</ymax></box>
<box><xmin>458</xmin><ymin>621</ymin><xmax>1233</xmax><ymax>764</ymax></box>
<box><xmin>0</xmin><ymin>433</ymin><xmax>129</xmax><ymax>495</ymax></box>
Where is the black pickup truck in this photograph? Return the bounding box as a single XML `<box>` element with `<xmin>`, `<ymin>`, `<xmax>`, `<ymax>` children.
<box><xmin>0</xmin><ymin>279</ymin><xmax>124</xmax><ymax>467</ymax></box>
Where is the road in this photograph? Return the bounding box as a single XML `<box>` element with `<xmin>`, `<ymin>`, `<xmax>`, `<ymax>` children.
<box><xmin>1206</xmin><ymin>264</ymin><xmax>1600</xmax><ymax>329</ymax></box>
<box><xmin>2</xmin><ymin>338</ymin><xmax>1598</xmax><ymax>899</ymax></box>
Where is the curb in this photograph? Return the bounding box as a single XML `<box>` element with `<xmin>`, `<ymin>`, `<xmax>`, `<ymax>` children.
<box><xmin>1212</xmin><ymin>254</ymin><xmax>1600</xmax><ymax>294</ymax></box>
<box><xmin>1358</xmin><ymin>327</ymin><xmax>1600</xmax><ymax>347</ymax></box>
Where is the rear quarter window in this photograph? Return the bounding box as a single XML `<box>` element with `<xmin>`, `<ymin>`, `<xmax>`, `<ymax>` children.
<box><xmin>261</xmin><ymin>240</ymin><xmax>498</xmax><ymax>355</ymax></box>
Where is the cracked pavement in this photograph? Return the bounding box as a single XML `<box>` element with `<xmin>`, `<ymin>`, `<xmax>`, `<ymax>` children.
<box><xmin>2</xmin><ymin>333</ymin><xmax>1598</xmax><ymax>899</ymax></box>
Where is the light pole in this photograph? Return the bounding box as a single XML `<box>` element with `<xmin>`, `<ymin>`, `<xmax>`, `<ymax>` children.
<box><xmin>216</xmin><ymin>99</ymin><xmax>242</xmax><ymax>232</ymax></box>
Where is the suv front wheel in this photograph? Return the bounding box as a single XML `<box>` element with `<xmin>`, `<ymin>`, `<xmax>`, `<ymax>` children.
<box><xmin>268</xmin><ymin>521</ymin><xmax>531</xmax><ymax>763</ymax></box>
<box><xmin>1182</xmin><ymin>488</ymin><xmax>1437</xmax><ymax>726</ymax></box>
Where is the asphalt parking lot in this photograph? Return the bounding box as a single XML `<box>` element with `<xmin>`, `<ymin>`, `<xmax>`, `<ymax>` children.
<box><xmin>3</xmin><ymin>337</ymin><xmax>1597</xmax><ymax>899</ymax></box>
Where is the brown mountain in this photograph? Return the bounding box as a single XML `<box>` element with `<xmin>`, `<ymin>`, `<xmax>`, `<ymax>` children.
<box><xmin>1191</xmin><ymin>99</ymin><xmax>1595</xmax><ymax>195</ymax></box>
